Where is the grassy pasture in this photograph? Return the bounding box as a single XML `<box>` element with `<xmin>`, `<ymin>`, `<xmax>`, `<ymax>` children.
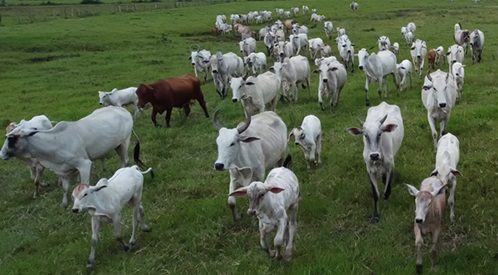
<box><xmin>1</xmin><ymin>0</ymin><xmax>498</xmax><ymax>274</ymax></box>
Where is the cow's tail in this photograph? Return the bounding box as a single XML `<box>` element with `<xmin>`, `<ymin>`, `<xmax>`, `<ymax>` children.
<box><xmin>283</xmin><ymin>154</ymin><xmax>293</xmax><ymax>169</ymax></box>
<box><xmin>138</xmin><ymin>167</ymin><xmax>155</xmax><ymax>179</ymax></box>
<box><xmin>132</xmin><ymin>129</ymin><xmax>146</xmax><ymax>168</ymax></box>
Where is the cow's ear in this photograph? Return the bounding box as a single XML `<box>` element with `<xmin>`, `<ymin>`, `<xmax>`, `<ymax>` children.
<box><xmin>329</xmin><ymin>67</ymin><xmax>339</xmax><ymax>71</ymax></box>
<box><xmin>382</xmin><ymin>124</ymin><xmax>398</xmax><ymax>133</ymax></box>
<box><xmin>245</xmin><ymin>81</ymin><xmax>255</xmax><ymax>86</ymax></box>
<box><xmin>239</xmin><ymin>136</ymin><xmax>260</xmax><ymax>143</ymax></box>
<box><xmin>451</xmin><ymin>168</ymin><xmax>462</xmax><ymax>177</ymax></box>
<box><xmin>405</xmin><ymin>184</ymin><xmax>419</xmax><ymax>197</ymax></box>
<box><xmin>430</xmin><ymin>169</ymin><xmax>439</xmax><ymax>177</ymax></box>
<box><xmin>268</xmin><ymin>66</ymin><xmax>275</xmax><ymax>72</ymax></box>
<box><xmin>229</xmin><ymin>186</ymin><xmax>248</xmax><ymax>197</ymax></box>
<box><xmin>188</xmin><ymin>56</ymin><xmax>192</xmax><ymax>60</ymax></box>
<box><xmin>312</xmin><ymin>69</ymin><xmax>319</xmax><ymax>74</ymax></box>
<box><xmin>266</xmin><ymin>185</ymin><xmax>285</xmax><ymax>193</ymax></box>
<box><xmin>92</xmin><ymin>179</ymin><xmax>108</xmax><ymax>192</ymax></box>
<box><xmin>431</xmin><ymin>184</ymin><xmax>447</xmax><ymax>197</ymax></box>
<box><xmin>347</xmin><ymin>127</ymin><xmax>363</xmax><ymax>136</ymax></box>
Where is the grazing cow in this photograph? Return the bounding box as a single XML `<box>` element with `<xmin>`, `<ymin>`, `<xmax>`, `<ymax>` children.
<box><xmin>347</xmin><ymin>102</ymin><xmax>404</xmax><ymax>223</ymax></box>
<box><xmin>469</xmin><ymin>29</ymin><xmax>484</xmax><ymax>64</ymax></box>
<box><xmin>213</xmin><ymin>110</ymin><xmax>289</xmax><ymax>221</ymax></box>
<box><xmin>357</xmin><ymin>48</ymin><xmax>398</xmax><ymax>106</ymax></box>
<box><xmin>245</xmin><ymin>52</ymin><xmax>267</xmax><ymax>75</ymax></box>
<box><xmin>211</xmin><ymin>52</ymin><xmax>245</xmax><ymax>99</ymax></box>
<box><xmin>454</xmin><ymin>23</ymin><xmax>470</xmax><ymax>55</ymax></box>
<box><xmin>308</xmin><ymin>37</ymin><xmax>324</xmax><ymax>59</ymax></box>
<box><xmin>234</xmin><ymin>23</ymin><xmax>254</xmax><ymax>39</ymax></box>
<box><xmin>98</xmin><ymin>87</ymin><xmax>139</xmax><ymax>117</ymax></box>
<box><xmin>229</xmin><ymin>167</ymin><xmax>299</xmax><ymax>260</ymax></box>
<box><xmin>337</xmin><ymin>34</ymin><xmax>355</xmax><ymax>73</ymax></box>
<box><xmin>324</xmin><ymin>21</ymin><xmax>333</xmax><ymax>40</ymax></box>
<box><xmin>5</xmin><ymin>115</ymin><xmax>53</xmax><ymax>198</ymax></box>
<box><xmin>291</xmin><ymin>23</ymin><xmax>308</xmax><ymax>35</ymax></box>
<box><xmin>391</xmin><ymin>42</ymin><xmax>399</xmax><ymax>59</ymax></box>
<box><xmin>404</xmin><ymin>31</ymin><xmax>414</xmax><ymax>45</ymax></box>
<box><xmin>350</xmin><ymin>1</ymin><xmax>359</xmax><ymax>10</ymax></box>
<box><xmin>0</xmin><ymin>107</ymin><xmax>144</xmax><ymax>207</ymax></box>
<box><xmin>422</xmin><ymin>70</ymin><xmax>458</xmax><ymax>148</ymax></box>
<box><xmin>397</xmin><ymin>59</ymin><xmax>413</xmax><ymax>92</ymax></box>
<box><xmin>433</xmin><ymin>133</ymin><xmax>462</xmax><ymax>223</ymax></box>
<box><xmin>275</xmin><ymin>8</ymin><xmax>284</xmax><ymax>18</ymax></box>
<box><xmin>446</xmin><ymin>44</ymin><xmax>464</xmax><ymax>73</ymax></box>
<box><xmin>230</xmin><ymin>71</ymin><xmax>280</xmax><ymax>115</ymax></box>
<box><xmin>320</xmin><ymin>45</ymin><xmax>332</xmax><ymax>57</ymax></box>
<box><xmin>407</xmin><ymin>22</ymin><xmax>416</xmax><ymax>34</ymax></box>
<box><xmin>410</xmin><ymin>39</ymin><xmax>427</xmax><ymax>78</ymax></box>
<box><xmin>435</xmin><ymin>46</ymin><xmax>445</xmax><ymax>66</ymax></box>
<box><xmin>405</xmin><ymin>177</ymin><xmax>447</xmax><ymax>274</ymax></box>
<box><xmin>313</xmin><ymin>60</ymin><xmax>347</xmax><ymax>111</ymax></box>
<box><xmin>291</xmin><ymin>7</ymin><xmax>299</xmax><ymax>16</ymax></box>
<box><xmin>290</xmin><ymin>33</ymin><xmax>309</xmax><ymax>56</ymax></box>
<box><xmin>289</xmin><ymin>115</ymin><xmax>322</xmax><ymax>168</ymax></box>
<box><xmin>451</xmin><ymin>62</ymin><xmax>465</xmax><ymax>97</ymax></box>
<box><xmin>188</xmin><ymin>46</ymin><xmax>212</xmax><ymax>83</ymax></box>
<box><xmin>270</xmin><ymin>55</ymin><xmax>311</xmax><ymax>101</ymax></box>
<box><xmin>302</xmin><ymin>5</ymin><xmax>309</xmax><ymax>15</ymax></box>
<box><xmin>310</xmin><ymin>13</ymin><xmax>325</xmax><ymax>22</ymax></box>
<box><xmin>239</xmin><ymin>37</ymin><xmax>257</xmax><ymax>57</ymax></box>
<box><xmin>136</xmin><ymin>74</ymin><xmax>209</xmax><ymax>127</ymax></box>
<box><xmin>71</xmin><ymin>166</ymin><xmax>153</xmax><ymax>271</ymax></box>
<box><xmin>427</xmin><ymin>49</ymin><xmax>436</xmax><ymax>70</ymax></box>
<box><xmin>378</xmin><ymin>35</ymin><xmax>391</xmax><ymax>51</ymax></box>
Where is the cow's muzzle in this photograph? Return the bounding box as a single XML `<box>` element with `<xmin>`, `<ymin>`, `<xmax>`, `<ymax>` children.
<box><xmin>439</xmin><ymin>103</ymin><xmax>447</xmax><ymax>108</ymax></box>
<box><xmin>322</xmin><ymin>79</ymin><xmax>328</xmax><ymax>83</ymax></box>
<box><xmin>72</xmin><ymin>208</ymin><xmax>79</xmax><ymax>213</ymax></box>
<box><xmin>214</xmin><ymin>163</ymin><xmax>224</xmax><ymax>170</ymax></box>
<box><xmin>415</xmin><ymin>219</ymin><xmax>423</xmax><ymax>224</ymax></box>
<box><xmin>212</xmin><ymin>70</ymin><xmax>218</xmax><ymax>73</ymax></box>
<box><xmin>232</xmin><ymin>98</ymin><xmax>238</xmax><ymax>103</ymax></box>
<box><xmin>359</xmin><ymin>65</ymin><xmax>364</xmax><ymax>70</ymax></box>
<box><xmin>369</xmin><ymin>153</ymin><xmax>380</xmax><ymax>160</ymax></box>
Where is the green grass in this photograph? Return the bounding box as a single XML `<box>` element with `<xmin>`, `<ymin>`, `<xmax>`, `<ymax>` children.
<box><xmin>1</xmin><ymin>0</ymin><xmax>498</xmax><ymax>274</ymax></box>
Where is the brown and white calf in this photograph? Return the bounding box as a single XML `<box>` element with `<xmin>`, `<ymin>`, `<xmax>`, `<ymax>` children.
<box><xmin>406</xmin><ymin>177</ymin><xmax>447</xmax><ymax>274</ymax></box>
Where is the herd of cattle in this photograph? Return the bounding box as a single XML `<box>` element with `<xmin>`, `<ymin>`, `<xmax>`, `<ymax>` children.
<box><xmin>0</xmin><ymin>2</ymin><xmax>486</xmax><ymax>273</ymax></box>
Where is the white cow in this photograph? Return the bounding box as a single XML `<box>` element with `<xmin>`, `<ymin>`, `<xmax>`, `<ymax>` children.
<box><xmin>407</xmin><ymin>22</ymin><xmax>416</xmax><ymax>34</ymax></box>
<box><xmin>188</xmin><ymin>46</ymin><xmax>212</xmax><ymax>83</ymax></box>
<box><xmin>5</xmin><ymin>115</ymin><xmax>53</xmax><ymax>198</ymax></box>
<box><xmin>310</xmin><ymin>13</ymin><xmax>325</xmax><ymax>22</ymax></box>
<box><xmin>289</xmin><ymin>115</ymin><xmax>322</xmax><ymax>168</ymax></box>
<box><xmin>357</xmin><ymin>48</ymin><xmax>398</xmax><ymax>106</ymax></box>
<box><xmin>211</xmin><ymin>52</ymin><xmax>244</xmax><ymax>99</ymax></box>
<box><xmin>391</xmin><ymin>42</ymin><xmax>399</xmax><ymax>59</ymax></box>
<box><xmin>323</xmin><ymin>21</ymin><xmax>333</xmax><ymax>40</ymax></box>
<box><xmin>0</xmin><ymin>106</ymin><xmax>142</xmax><ymax>207</ymax></box>
<box><xmin>289</xmin><ymin>33</ymin><xmax>309</xmax><ymax>56</ymax></box>
<box><xmin>404</xmin><ymin>31</ymin><xmax>414</xmax><ymax>45</ymax></box>
<box><xmin>446</xmin><ymin>44</ymin><xmax>464</xmax><ymax>73</ymax></box>
<box><xmin>337</xmin><ymin>34</ymin><xmax>355</xmax><ymax>73</ymax></box>
<box><xmin>229</xmin><ymin>167</ymin><xmax>299</xmax><ymax>260</ymax></box>
<box><xmin>308</xmin><ymin>37</ymin><xmax>324</xmax><ymax>59</ymax></box>
<box><xmin>396</xmin><ymin>59</ymin><xmax>413</xmax><ymax>92</ymax></box>
<box><xmin>313</xmin><ymin>61</ymin><xmax>347</xmax><ymax>111</ymax></box>
<box><xmin>410</xmin><ymin>39</ymin><xmax>427</xmax><ymax>78</ymax></box>
<box><xmin>71</xmin><ymin>165</ymin><xmax>153</xmax><ymax>271</ymax></box>
<box><xmin>422</xmin><ymin>70</ymin><xmax>458</xmax><ymax>148</ymax></box>
<box><xmin>469</xmin><ymin>29</ymin><xmax>484</xmax><ymax>64</ymax></box>
<box><xmin>291</xmin><ymin>24</ymin><xmax>308</xmax><ymax>35</ymax></box>
<box><xmin>454</xmin><ymin>23</ymin><xmax>470</xmax><ymax>55</ymax></box>
<box><xmin>347</xmin><ymin>101</ymin><xmax>404</xmax><ymax>223</ymax></box>
<box><xmin>435</xmin><ymin>46</ymin><xmax>445</xmax><ymax>66</ymax></box>
<box><xmin>336</xmin><ymin>27</ymin><xmax>346</xmax><ymax>38</ymax></box>
<box><xmin>432</xmin><ymin>133</ymin><xmax>461</xmax><ymax>223</ymax></box>
<box><xmin>213</xmin><ymin>110</ymin><xmax>289</xmax><ymax>221</ymax></box>
<box><xmin>451</xmin><ymin>62</ymin><xmax>465</xmax><ymax>98</ymax></box>
<box><xmin>230</xmin><ymin>71</ymin><xmax>280</xmax><ymax>115</ymax></box>
<box><xmin>98</xmin><ymin>87</ymin><xmax>139</xmax><ymax>117</ymax></box>
<box><xmin>291</xmin><ymin>7</ymin><xmax>299</xmax><ymax>16</ymax></box>
<box><xmin>270</xmin><ymin>55</ymin><xmax>311</xmax><ymax>101</ymax></box>
<box><xmin>239</xmin><ymin>37</ymin><xmax>257</xmax><ymax>57</ymax></box>
<box><xmin>275</xmin><ymin>8</ymin><xmax>284</xmax><ymax>18</ymax></box>
<box><xmin>245</xmin><ymin>52</ymin><xmax>267</xmax><ymax>75</ymax></box>
<box><xmin>401</xmin><ymin>26</ymin><xmax>407</xmax><ymax>37</ymax></box>
<box><xmin>302</xmin><ymin>5</ymin><xmax>309</xmax><ymax>15</ymax></box>
<box><xmin>320</xmin><ymin>45</ymin><xmax>333</xmax><ymax>57</ymax></box>
<box><xmin>274</xmin><ymin>41</ymin><xmax>294</xmax><ymax>61</ymax></box>
<box><xmin>378</xmin><ymin>36</ymin><xmax>391</xmax><ymax>51</ymax></box>
<box><xmin>350</xmin><ymin>1</ymin><xmax>359</xmax><ymax>10</ymax></box>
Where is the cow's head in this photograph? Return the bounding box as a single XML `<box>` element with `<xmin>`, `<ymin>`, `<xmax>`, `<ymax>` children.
<box><xmin>136</xmin><ymin>84</ymin><xmax>153</xmax><ymax>109</ymax></box>
<box><xmin>197</xmin><ymin>50</ymin><xmax>212</xmax><ymax>67</ymax></box>
<box><xmin>356</xmin><ymin>48</ymin><xmax>369</xmax><ymax>70</ymax></box>
<box><xmin>213</xmin><ymin>109</ymin><xmax>259</xmax><ymax>171</ymax></box>
<box><xmin>446</xmin><ymin>45</ymin><xmax>463</xmax><ymax>64</ymax></box>
<box><xmin>0</xmin><ymin>127</ymin><xmax>35</xmax><ymax>160</ymax></box>
<box><xmin>288</xmin><ymin>126</ymin><xmax>306</xmax><ymax>146</ymax></box>
<box><xmin>431</xmin><ymin>157</ymin><xmax>461</xmax><ymax>188</ymax></box>
<box><xmin>71</xmin><ymin>181</ymin><xmax>108</xmax><ymax>214</ymax></box>
<box><xmin>230</xmin><ymin>75</ymin><xmax>253</xmax><ymax>103</ymax></box>
<box><xmin>97</xmin><ymin>91</ymin><xmax>109</xmax><ymax>105</ymax></box>
<box><xmin>229</xmin><ymin>181</ymin><xmax>284</xmax><ymax>216</ymax></box>
<box><xmin>313</xmin><ymin>63</ymin><xmax>339</xmax><ymax>84</ymax></box>
<box><xmin>406</xmin><ymin>180</ymin><xmax>447</xmax><ymax>224</ymax></box>
<box><xmin>410</xmin><ymin>39</ymin><xmax>426</xmax><ymax>59</ymax></box>
<box><xmin>423</xmin><ymin>72</ymin><xmax>451</xmax><ymax>109</ymax></box>
<box><xmin>347</xmin><ymin>114</ymin><xmax>398</xmax><ymax>162</ymax></box>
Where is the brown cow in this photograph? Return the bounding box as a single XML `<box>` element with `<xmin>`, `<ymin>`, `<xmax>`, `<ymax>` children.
<box><xmin>136</xmin><ymin>74</ymin><xmax>209</xmax><ymax>128</ymax></box>
<box><xmin>284</xmin><ymin>19</ymin><xmax>297</xmax><ymax>35</ymax></box>
<box><xmin>427</xmin><ymin>49</ymin><xmax>436</xmax><ymax>70</ymax></box>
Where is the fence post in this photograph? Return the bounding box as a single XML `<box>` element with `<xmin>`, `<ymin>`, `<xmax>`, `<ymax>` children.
<box><xmin>64</xmin><ymin>7</ymin><xmax>67</xmax><ymax>19</ymax></box>
<box><xmin>134</xmin><ymin>4</ymin><xmax>137</xmax><ymax>11</ymax></box>
<box><xmin>118</xmin><ymin>5</ymin><xmax>121</xmax><ymax>13</ymax></box>
<box><xmin>17</xmin><ymin>14</ymin><xmax>20</xmax><ymax>24</ymax></box>
<box><xmin>78</xmin><ymin>9</ymin><xmax>81</xmax><ymax>17</ymax></box>
<box><xmin>71</xmin><ymin>8</ymin><xmax>74</xmax><ymax>17</ymax></box>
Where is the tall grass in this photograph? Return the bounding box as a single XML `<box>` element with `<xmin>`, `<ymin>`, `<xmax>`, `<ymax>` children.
<box><xmin>0</xmin><ymin>0</ymin><xmax>497</xmax><ymax>274</ymax></box>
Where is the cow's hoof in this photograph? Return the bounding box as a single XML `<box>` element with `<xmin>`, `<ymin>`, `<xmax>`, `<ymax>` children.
<box><xmin>123</xmin><ymin>245</ymin><xmax>130</xmax><ymax>252</ymax></box>
<box><xmin>370</xmin><ymin>216</ymin><xmax>380</xmax><ymax>224</ymax></box>
<box><xmin>365</xmin><ymin>100</ymin><xmax>370</xmax><ymax>106</ymax></box>
<box><xmin>416</xmin><ymin>264</ymin><xmax>423</xmax><ymax>274</ymax></box>
<box><xmin>142</xmin><ymin>226</ymin><xmax>152</xmax><ymax>233</ymax></box>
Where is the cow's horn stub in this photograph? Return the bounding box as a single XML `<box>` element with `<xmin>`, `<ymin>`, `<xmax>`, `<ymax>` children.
<box><xmin>356</xmin><ymin>117</ymin><xmax>365</xmax><ymax>126</ymax></box>
<box><xmin>213</xmin><ymin>109</ymin><xmax>223</xmax><ymax>130</ymax></box>
<box><xmin>379</xmin><ymin>114</ymin><xmax>388</xmax><ymax>125</ymax></box>
<box><xmin>425</xmin><ymin>70</ymin><xmax>433</xmax><ymax>82</ymax></box>
<box><xmin>237</xmin><ymin>109</ymin><xmax>251</xmax><ymax>134</ymax></box>
<box><xmin>190</xmin><ymin>44</ymin><xmax>200</xmax><ymax>52</ymax></box>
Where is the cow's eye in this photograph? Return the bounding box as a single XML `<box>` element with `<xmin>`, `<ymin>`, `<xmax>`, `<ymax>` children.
<box><xmin>342</xmin><ymin>45</ymin><xmax>346</xmax><ymax>48</ymax></box>
<box><xmin>410</xmin><ymin>47</ymin><xmax>415</xmax><ymax>50</ymax></box>
<box><xmin>83</xmin><ymin>193</ymin><xmax>88</xmax><ymax>197</ymax></box>
<box><xmin>229</xmin><ymin>142</ymin><xmax>235</xmax><ymax>147</ymax></box>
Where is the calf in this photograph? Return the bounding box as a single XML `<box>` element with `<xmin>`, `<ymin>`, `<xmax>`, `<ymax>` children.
<box><xmin>347</xmin><ymin>101</ymin><xmax>404</xmax><ymax>223</ymax></box>
<box><xmin>451</xmin><ymin>62</ymin><xmax>465</xmax><ymax>97</ymax></box>
<box><xmin>270</xmin><ymin>55</ymin><xmax>311</xmax><ymax>101</ymax></box>
<box><xmin>310</xmin><ymin>13</ymin><xmax>325</xmax><ymax>22</ymax></box>
<box><xmin>469</xmin><ymin>29</ymin><xmax>484</xmax><ymax>64</ymax></box>
<box><xmin>320</xmin><ymin>45</ymin><xmax>332</xmax><ymax>57</ymax></box>
<box><xmin>239</xmin><ymin>37</ymin><xmax>257</xmax><ymax>57</ymax></box>
<box><xmin>188</xmin><ymin>47</ymin><xmax>212</xmax><ymax>83</ymax></box>
<box><xmin>350</xmin><ymin>1</ymin><xmax>359</xmax><ymax>10</ymax></box>
<box><xmin>378</xmin><ymin>36</ymin><xmax>391</xmax><ymax>51</ymax></box>
<box><xmin>302</xmin><ymin>5</ymin><xmax>309</xmax><ymax>15</ymax></box>
<box><xmin>405</xmin><ymin>177</ymin><xmax>447</xmax><ymax>274</ymax></box>
<box><xmin>410</xmin><ymin>39</ymin><xmax>427</xmax><ymax>78</ymax></box>
<box><xmin>308</xmin><ymin>37</ymin><xmax>324</xmax><ymax>59</ymax></box>
<box><xmin>407</xmin><ymin>22</ymin><xmax>416</xmax><ymax>34</ymax></box>
<box><xmin>427</xmin><ymin>49</ymin><xmax>436</xmax><ymax>70</ymax></box>
<box><xmin>435</xmin><ymin>46</ymin><xmax>445</xmax><ymax>66</ymax></box>
<box><xmin>313</xmin><ymin>60</ymin><xmax>347</xmax><ymax>111</ymax></box>
<box><xmin>245</xmin><ymin>52</ymin><xmax>267</xmax><ymax>75</ymax></box>
<box><xmin>446</xmin><ymin>44</ymin><xmax>464</xmax><ymax>73</ymax></box>
<box><xmin>404</xmin><ymin>31</ymin><xmax>414</xmax><ymax>45</ymax></box>
<box><xmin>98</xmin><ymin>87</ymin><xmax>139</xmax><ymax>117</ymax></box>
<box><xmin>391</xmin><ymin>42</ymin><xmax>399</xmax><ymax>59</ymax></box>
<box><xmin>230</xmin><ymin>71</ymin><xmax>280</xmax><ymax>115</ymax></box>
<box><xmin>422</xmin><ymin>70</ymin><xmax>458</xmax><ymax>148</ymax></box>
<box><xmin>71</xmin><ymin>166</ymin><xmax>153</xmax><ymax>271</ymax></box>
<box><xmin>396</xmin><ymin>59</ymin><xmax>413</xmax><ymax>92</ymax></box>
<box><xmin>337</xmin><ymin>34</ymin><xmax>355</xmax><ymax>73</ymax></box>
<box><xmin>136</xmin><ymin>74</ymin><xmax>209</xmax><ymax>127</ymax></box>
<box><xmin>323</xmin><ymin>21</ymin><xmax>333</xmax><ymax>40</ymax></box>
<box><xmin>289</xmin><ymin>115</ymin><xmax>322</xmax><ymax>168</ymax></box>
<box><xmin>229</xmin><ymin>167</ymin><xmax>299</xmax><ymax>260</ymax></box>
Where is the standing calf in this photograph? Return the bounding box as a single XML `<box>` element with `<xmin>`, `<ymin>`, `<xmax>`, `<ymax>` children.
<box><xmin>229</xmin><ymin>167</ymin><xmax>299</xmax><ymax>261</ymax></box>
<box><xmin>98</xmin><ymin>87</ymin><xmax>139</xmax><ymax>117</ymax></box>
<box><xmin>410</xmin><ymin>39</ymin><xmax>427</xmax><ymax>78</ymax></box>
<box><xmin>451</xmin><ymin>62</ymin><xmax>465</xmax><ymax>97</ymax></box>
<box><xmin>427</xmin><ymin>49</ymin><xmax>436</xmax><ymax>70</ymax></box>
<box><xmin>396</xmin><ymin>59</ymin><xmax>412</xmax><ymax>92</ymax></box>
<box><xmin>289</xmin><ymin>115</ymin><xmax>322</xmax><ymax>168</ymax></box>
<box><xmin>71</xmin><ymin>166</ymin><xmax>153</xmax><ymax>271</ymax></box>
<box><xmin>469</xmin><ymin>29</ymin><xmax>484</xmax><ymax>64</ymax></box>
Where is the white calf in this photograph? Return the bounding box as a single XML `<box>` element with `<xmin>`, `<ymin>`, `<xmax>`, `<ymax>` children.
<box><xmin>404</xmin><ymin>31</ymin><xmax>414</xmax><ymax>45</ymax></box>
<box><xmin>323</xmin><ymin>21</ymin><xmax>333</xmax><ymax>40</ymax></box>
<box><xmin>391</xmin><ymin>42</ymin><xmax>399</xmax><ymax>59</ymax></box>
<box><xmin>71</xmin><ymin>166</ymin><xmax>153</xmax><ymax>271</ymax></box>
<box><xmin>378</xmin><ymin>36</ymin><xmax>391</xmax><ymax>51</ymax></box>
<box><xmin>446</xmin><ymin>44</ymin><xmax>464</xmax><ymax>73</ymax></box>
<box><xmin>246</xmin><ymin>52</ymin><xmax>267</xmax><ymax>75</ymax></box>
<box><xmin>98</xmin><ymin>87</ymin><xmax>139</xmax><ymax>117</ymax></box>
<box><xmin>230</xmin><ymin>167</ymin><xmax>299</xmax><ymax>261</ymax></box>
<box><xmin>310</xmin><ymin>13</ymin><xmax>325</xmax><ymax>22</ymax></box>
<box><xmin>410</xmin><ymin>39</ymin><xmax>427</xmax><ymax>78</ymax></box>
<box><xmin>451</xmin><ymin>62</ymin><xmax>464</xmax><ymax>97</ymax></box>
<box><xmin>320</xmin><ymin>45</ymin><xmax>332</xmax><ymax>57</ymax></box>
<box><xmin>308</xmin><ymin>38</ymin><xmax>324</xmax><ymax>59</ymax></box>
<box><xmin>289</xmin><ymin>115</ymin><xmax>322</xmax><ymax>168</ymax></box>
<box><xmin>396</xmin><ymin>59</ymin><xmax>413</xmax><ymax>92</ymax></box>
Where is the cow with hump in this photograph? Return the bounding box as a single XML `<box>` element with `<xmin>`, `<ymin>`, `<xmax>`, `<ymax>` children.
<box><xmin>347</xmin><ymin>101</ymin><xmax>404</xmax><ymax>223</ymax></box>
<box><xmin>213</xmin><ymin>109</ymin><xmax>289</xmax><ymax>221</ymax></box>
<box><xmin>0</xmin><ymin>106</ymin><xmax>144</xmax><ymax>207</ymax></box>
<box><xmin>136</xmin><ymin>74</ymin><xmax>210</xmax><ymax>128</ymax></box>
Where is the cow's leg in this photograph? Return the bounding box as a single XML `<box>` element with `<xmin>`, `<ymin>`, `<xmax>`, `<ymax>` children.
<box><xmin>60</xmin><ymin>177</ymin><xmax>71</xmax><ymax>208</ymax></box>
<box><xmin>383</xmin><ymin>169</ymin><xmax>394</xmax><ymax>200</ymax></box>
<box><xmin>139</xmin><ymin>204</ymin><xmax>151</xmax><ymax>232</ymax></box>
<box><xmin>364</xmin><ymin>77</ymin><xmax>371</xmax><ymax>106</ymax></box>
<box><xmin>332</xmin><ymin>89</ymin><xmax>339</xmax><ymax>111</ymax></box>
<box><xmin>129</xmin><ymin>203</ymin><xmax>139</xmax><ymax>251</ymax></box>
<box><xmin>316</xmin><ymin>134</ymin><xmax>322</xmax><ymax>164</ymax></box>
<box><xmin>378</xmin><ymin>78</ymin><xmax>384</xmax><ymax>100</ymax></box>
<box><xmin>318</xmin><ymin>82</ymin><xmax>325</xmax><ymax>111</ymax></box>
<box><xmin>285</xmin><ymin>203</ymin><xmax>298</xmax><ymax>260</ymax></box>
<box><xmin>427</xmin><ymin>113</ymin><xmax>438</xmax><ymax>150</ymax></box>
<box><xmin>228</xmin><ymin>179</ymin><xmax>241</xmax><ymax>221</ymax></box>
<box><xmin>183</xmin><ymin>104</ymin><xmax>191</xmax><ymax>117</ymax></box>
<box><xmin>165</xmin><ymin>107</ymin><xmax>173</xmax><ymax>128</ymax></box>
<box><xmin>415</xmin><ymin>224</ymin><xmax>424</xmax><ymax>274</ymax></box>
<box><xmin>449</xmin><ymin>180</ymin><xmax>457</xmax><ymax>223</ymax></box>
<box><xmin>259</xmin><ymin>221</ymin><xmax>272</xmax><ymax>256</ymax></box>
<box><xmin>431</xmin><ymin>226</ymin><xmax>441</xmax><ymax>268</ymax></box>
<box><xmin>274</xmin><ymin>218</ymin><xmax>287</xmax><ymax>260</ymax></box>
<box><xmin>419</xmin><ymin>59</ymin><xmax>425</xmax><ymax>78</ymax></box>
<box><xmin>87</xmin><ymin>217</ymin><xmax>100</xmax><ymax>271</ymax></box>
<box><xmin>197</xmin><ymin>97</ymin><xmax>210</xmax><ymax>118</ymax></box>
<box><xmin>113</xmin><ymin>213</ymin><xmax>129</xmax><ymax>251</ymax></box>
<box><xmin>115</xmin><ymin>139</ymin><xmax>131</xmax><ymax>168</ymax></box>
<box><xmin>151</xmin><ymin>108</ymin><xmax>159</xmax><ymax>127</ymax></box>
<box><xmin>440</xmin><ymin>117</ymin><xmax>449</xmax><ymax>138</ymax></box>
<box><xmin>368</xmin><ymin>172</ymin><xmax>381</xmax><ymax>223</ymax></box>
